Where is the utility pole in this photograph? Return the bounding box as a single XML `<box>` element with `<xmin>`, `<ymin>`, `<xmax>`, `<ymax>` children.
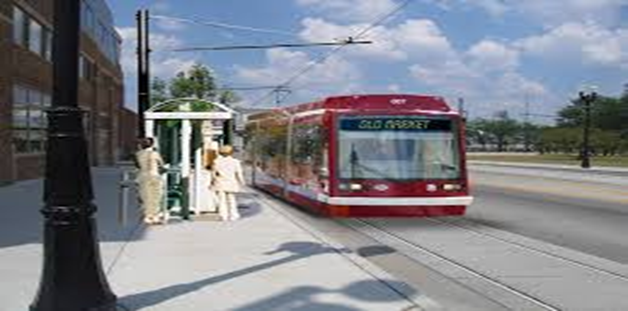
<box><xmin>457</xmin><ymin>97</ymin><xmax>465</xmax><ymax>121</ymax></box>
<box><xmin>524</xmin><ymin>94</ymin><xmax>531</xmax><ymax>152</ymax></box>
<box><xmin>137</xmin><ymin>9</ymin><xmax>150</xmax><ymax>138</ymax></box>
<box><xmin>579</xmin><ymin>90</ymin><xmax>597</xmax><ymax>169</ymax></box>
<box><xmin>31</xmin><ymin>1</ymin><xmax>117</xmax><ymax>310</ymax></box>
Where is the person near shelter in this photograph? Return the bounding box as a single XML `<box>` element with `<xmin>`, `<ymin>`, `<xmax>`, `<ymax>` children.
<box><xmin>199</xmin><ymin>141</ymin><xmax>220</xmax><ymax>213</ymax></box>
<box><xmin>135</xmin><ymin>137</ymin><xmax>165</xmax><ymax>225</ymax></box>
<box><xmin>211</xmin><ymin>145</ymin><xmax>245</xmax><ymax>221</ymax></box>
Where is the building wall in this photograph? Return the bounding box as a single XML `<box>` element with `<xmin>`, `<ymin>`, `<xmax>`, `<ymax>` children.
<box><xmin>119</xmin><ymin>107</ymin><xmax>138</xmax><ymax>161</ymax></box>
<box><xmin>0</xmin><ymin>3</ymin><xmax>13</xmax><ymax>185</ymax></box>
<box><xmin>0</xmin><ymin>0</ymin><xmax>129</xmax><ymax>184</ymax></box>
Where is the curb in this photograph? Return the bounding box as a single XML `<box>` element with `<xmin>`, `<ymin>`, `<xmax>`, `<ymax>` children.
<box><xmin>468</xmin><ymin>160</ymin><xmax>628</xmax><ymax>176</ymax></box>
<box><xmin>255</xmin><ymin>190</ymin><xmax>443</xmax><ymax>311</ymax></box>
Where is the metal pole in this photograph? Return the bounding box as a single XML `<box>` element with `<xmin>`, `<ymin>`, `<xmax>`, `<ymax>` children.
<box><xmin>222</xmin><ymin>119</ymin><xmax>234</xmax><ymax>145</ymax></box>
<box><xmin>31</xmin><ymin>1</ymin><xmax>117</xmax><ymax>310</ymax></box>
<box><xmin>579</xmin><ymin>91</ymin><xmax>596</xmax><ymax>169</ymax></box>
<box><xmin>524</xmin><ymin>96</ymin><xmax>531</xmax><ymax>152</ymax></box>
<box><xmin>457</xmin><ymin>97</ymin><xmax>466</xmax><ymax>122</ymax></box>
<box><xmin>137</xmin><ymin>9</ymin><xmax>150</xmax><ymax>138</ymax></box>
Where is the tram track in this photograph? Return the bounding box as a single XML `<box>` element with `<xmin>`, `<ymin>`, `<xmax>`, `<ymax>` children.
<box><xmin>349</xmin><ymin>215</ymin><xmax>628</xmax><ymax>311</ymax></box>
<box><xmin>425</xmin><ymin>217</ymin><xmax>628</xmax><ymax>282</ymax></box>
<box><xmin>349</xmin><ymin>219</ymin><xmax>563</xmax><ymax>311</ymax></box>
<box><xmin>251</xmin><ymin>186</ymin><xmax>628</xmax><ymax>310</ymax></box>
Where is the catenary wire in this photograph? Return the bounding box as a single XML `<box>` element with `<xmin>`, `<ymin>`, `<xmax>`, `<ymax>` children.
<box><xmin>151</xmin><ymin>14</ymin><xmax>301</xmax><ymax>38</ymax></box>
<box><xmin>246</xmin><ymin>0</ymin><xmax>414</xmax><ymax>107</ymax></box>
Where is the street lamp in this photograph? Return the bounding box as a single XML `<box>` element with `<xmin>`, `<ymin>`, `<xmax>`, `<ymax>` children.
<box><xmin>30</xmin><ymin>1</ymin><xmax>117</xmax><ymax>310</ymax></box>
<box><xmin>578</xmin><ymin>87</ymin><xmax>597</xmax><ymax>169</ymax></box>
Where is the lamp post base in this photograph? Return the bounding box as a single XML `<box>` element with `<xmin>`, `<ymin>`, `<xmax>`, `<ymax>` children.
<box><xmin>30</xmin><ymin>204</ymin><xmax>117</xmax><ymax>311</ymax></box>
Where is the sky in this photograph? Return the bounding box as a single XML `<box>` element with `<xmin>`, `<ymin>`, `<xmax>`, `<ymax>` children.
<box><xmin>108</xmin><ymin>0</ymin><xmax>628</xmax><ymax>122</ymax></box>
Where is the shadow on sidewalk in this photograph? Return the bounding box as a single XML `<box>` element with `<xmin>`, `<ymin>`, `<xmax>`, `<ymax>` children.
<box><xmin>120</xmin><ymin>241</ymin><xmax>418</xmax><ymax>310</ymax></box>
<box><xmin>0</xmin><ymin>167</ymin><xmax>146</xmax><ymax>248</ymax></box>
<box><xmin>232</xmin><ymin>279</ymin><xmax>418</xmax><ymax>311</ymax></box>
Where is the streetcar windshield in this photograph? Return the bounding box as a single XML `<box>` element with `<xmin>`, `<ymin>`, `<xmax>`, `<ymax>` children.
<box><xmin>337</xmin><ymin>116</ymin><xmax>460</xmax><ymax>180</ymax></box>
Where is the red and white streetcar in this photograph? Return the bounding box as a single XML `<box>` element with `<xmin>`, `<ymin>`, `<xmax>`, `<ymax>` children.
<box><xmin>245</xmin><ymin>94</ymin><xmax>472</xmax><ymax>217</ymax></box>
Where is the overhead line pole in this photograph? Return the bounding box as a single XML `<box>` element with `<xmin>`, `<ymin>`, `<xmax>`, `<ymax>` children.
<box><xmin>137</xmin><ymin>9</ymin><xmax>150</xmax><ymax>138</ymax></box>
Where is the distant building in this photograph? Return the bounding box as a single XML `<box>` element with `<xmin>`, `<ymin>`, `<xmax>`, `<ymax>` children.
<box><xmin>0</xmin><ymin>0</ymin><xmax>134</xmax><ymax>184</ymax></box>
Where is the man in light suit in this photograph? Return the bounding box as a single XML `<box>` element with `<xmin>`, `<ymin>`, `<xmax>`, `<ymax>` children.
<box><xmin>212</xmin><ymin>145</ymin><xmax>245</xmax><ymax>221</ymax></box>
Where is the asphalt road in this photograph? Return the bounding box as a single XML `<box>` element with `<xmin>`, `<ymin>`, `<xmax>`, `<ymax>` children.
<box><xmin>465</xmin><ymin>165</ymin><xmax>628</xmax><ymax>265</ymax></box>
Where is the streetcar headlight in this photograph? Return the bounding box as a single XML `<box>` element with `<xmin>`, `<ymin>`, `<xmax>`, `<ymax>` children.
<box><xmin>349</xmin><ymin>183</ymin><xmax>363</xmax><ymax>191</ymax></box>
<box><xmin>338</xmin><ymin>183</ymin><xmax>349</xmax><ymax>190</ymax></box>
<box><xmin>443</xmin><ymin>184</ymin><xmax>462</xmax><ymax>191</ymax></box>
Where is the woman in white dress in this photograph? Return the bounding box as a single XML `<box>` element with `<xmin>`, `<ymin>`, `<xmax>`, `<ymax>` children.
<box><xmin>135</xmin><ymin>138</ymin><xmax>164</xmax><ymax>224</ymax></box>
<box><xmin>211</xmin><ymin>145</ymin><xmax>245</xmax><ymax>221</ymax></box>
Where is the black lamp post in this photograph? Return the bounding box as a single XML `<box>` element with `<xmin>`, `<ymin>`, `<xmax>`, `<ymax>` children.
<box><xmin>579</xmin><ymin>89</ymin><xmax>597</xmax><ymax>169</ymax></box>
<box><xmin>30</xmin><ymin>1</ymin><xmax>117</xmax><ymax>310</ymax></box>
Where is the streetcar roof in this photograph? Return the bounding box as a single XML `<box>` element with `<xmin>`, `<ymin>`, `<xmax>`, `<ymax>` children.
<box><xmin>246</xmin><ymin>94</ymin><xmax>459</xmax><ymax>121</ymax></box>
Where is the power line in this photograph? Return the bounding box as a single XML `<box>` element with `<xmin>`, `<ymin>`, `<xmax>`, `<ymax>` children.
<box><xmin>150</xmin><ymin>14</ymin><xmax>301</xmax><ymax>38</ymax></box>
<box><xmin>248</xmin><ymin>0</ymin><xmax>414</xmax><ymax>107</ymax></box>
<box><xmin>169</xmin><ymin>39</ymin><xmax>372</xmax><ymax>52</ymax></box>
<box><xmin>216</xmin><ymin>85</ymin><xmax>288</xmax><ymax>91</ymax></box>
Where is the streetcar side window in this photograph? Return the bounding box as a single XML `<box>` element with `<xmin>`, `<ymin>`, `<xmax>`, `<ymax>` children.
<box><xmin>289</xmin><ymin>122</ymin><xmax>327</xmax><ymax>191</ymax></box>
<box><xmin>257</xmin><ymin>119</ymin><xmax>288</xmax><ymax>179</ymax></box>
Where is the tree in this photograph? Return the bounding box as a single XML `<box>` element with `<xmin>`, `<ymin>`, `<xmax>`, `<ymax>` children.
<box><xmin>169</xmin><ymin>63</ymin><xmax>217</xmax><ymax>99</ymax></box>
<box><xmin>218</xmin><ymin>89</ymin><xmax>241</xmax><ymax>106</ymax></box>
<box><xmin>538</xmin><ymin>127</ymin><xmax>580</xmax><ymax>154</ymax></box>
<box><xmin>151</xmin><ymin>77</ymin><xmax>169</xmax><ymax>105</ymax></box>
<box><xmin>479</xmin><ymin>111</ymin><xmax>521</xmax><ymax>152</ymax></box>
<box><xmin>520</xmin><ymin>122</ymin><xmax>541</xmax><ymax>152</ymax></box>
<box><xmin>558</xmin><ymin>95</ymin><xmax>626</xmax><ymax>131</ymax></box>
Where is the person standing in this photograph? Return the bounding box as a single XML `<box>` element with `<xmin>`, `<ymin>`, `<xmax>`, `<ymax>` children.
<box><xmin>212</xmin><ymin>145</ymin><xmax>245</xmax><ymax>221</ymax></box>
<box><xmin>198</xmin><ymin>141</ymin><xmax>220</xmax><ymax>213</ymax></box>
<box><xmin>135</xmin><ymin>137</ymin><xmax>165</xmax><ymax>224</ymax></box>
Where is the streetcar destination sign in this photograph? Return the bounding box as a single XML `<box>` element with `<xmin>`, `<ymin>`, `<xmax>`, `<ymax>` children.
<box><xmin>340</xmin><ymin>117</ymin><xmax>452</xmax><ymax>131</ymax></box>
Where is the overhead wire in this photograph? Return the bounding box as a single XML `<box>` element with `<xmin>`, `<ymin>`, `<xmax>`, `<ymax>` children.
<box><xmin>150</xmin><ymin>14</ymin><xmax>301</xmax><ymax>38</ymax></box>
<box><xmin>151</xmin><ymin>0</ymin><xmax>413</xmax><ymax>107</ymax></box>
<box><xmin>246</xmin><ymin>0</ymin><xmax>415</xmax><ymax>107</ymax></box>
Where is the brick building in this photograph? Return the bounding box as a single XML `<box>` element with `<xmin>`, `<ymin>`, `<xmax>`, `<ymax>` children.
<box><xmin>0</xmin><ymin>0</ymin><xmax>135</xmax><ymax>184</ymax></box>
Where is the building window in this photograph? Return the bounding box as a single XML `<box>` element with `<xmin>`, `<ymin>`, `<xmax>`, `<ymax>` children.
<box><xmin>79</xmin><ymin>55</ymin><xmax>96</xmax><ymax>81</ymax></box>
<box><xmin>12</xmin><ymin>5</ymin><xmax>53</xmax><ymax>61</ymax></box>
<box><xmin>13</xmin><ymin>6</ymin><xmax>27</xmax><ymax>46</ymax></box>
<box><xmin>79</xmin><ymin>55</ymin><xmax>86</xmax><ymax>79</ymax></box>
<box><xmin>80</xmin><ymin>1</ymin><xmax>121</xmax><ymax>64</ymax></box>
<box><xmin>12</xmin><ymin>85</ymin><xmax>49</xmax><ymax>154</ymax></box>
<box><xmin>29</xmin><ymin>19</ymin><xmax>42</xmax><ymax>55</ymax></box>
<box><xmin>43</xmin><ymin>29</ymin><xmax>53</xmax><ymax>61</ymax></box>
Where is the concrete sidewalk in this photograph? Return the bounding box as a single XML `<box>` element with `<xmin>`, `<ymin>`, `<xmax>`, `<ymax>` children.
<box><xmin>0</xmin><ymin>167</ymin><xmax>432</xmax><ymax>311</ymax></box>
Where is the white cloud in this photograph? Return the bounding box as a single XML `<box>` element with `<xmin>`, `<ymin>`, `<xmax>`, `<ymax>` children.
<box><xmin>299</xmin><ymin>18</ymin><xmax>405</xmax><ymax>61</ymax></box>
<box><xmin>410</xmin><ymin>63</ymin><xmax>551</xmax><ymax>117</ymax></box>
<box><xmin>514</xmin><ymin>0</ymin><xmax>627</xmax><ymax>27</ymax></box>
<box><xmin>387</xmin><ymin>84</ymin><xmax>401</xmax><ymax>92</ymax></box>
<box><xmin>298</xmin><ymin>18</ymin><xmax>456</xmax><ymax>62</ymax></box>
<box><xmin>296</xmin><ymin>0</ymin><xmax>399</xmax><ymax>23</ymax></box>
<box><xmin>154</xmin><ymin>18</ymin><xmax>188</xmax><ymax>32</ymax></box>
<box><xmin>467</xmin><ymin>40</ymin><xmax>520</xmax><ymax>72</ymax></box>
<box><xmin>392</xmin><ymin>19</ymin><xmax>456</xmax><ymax>61</ymax></box>
<box><xmin>233</xmin><ymin>49</ymin><xmax>363</xmax><ymax>106</ymax></box>
<box><xmin>469</xmin><ymin>0</ymin><xmax>510</xmax><ymax>16</ymax></box>
<box><xmin>116</xmin><ymin>27</ymin><xmax>197</xmax><ymax>79</ymax></box>
<box><xmin>410</xmin><ymin>61</ymin><xmax>483</xmax><ymax>97</ymax></box>
<box><xmin>516</xmin><ymin>22</ymin><xmax>628</xmax><ymax>68</ymax></box>
<box><xmin>434</xmin><ymin>0</ymin><xmax>627</xmax><ymax>27</ymax></box>
<box><xmin>409</xmin><ymin>44</ymin><xmax>549</xmax><ymax>117</ymax></box>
